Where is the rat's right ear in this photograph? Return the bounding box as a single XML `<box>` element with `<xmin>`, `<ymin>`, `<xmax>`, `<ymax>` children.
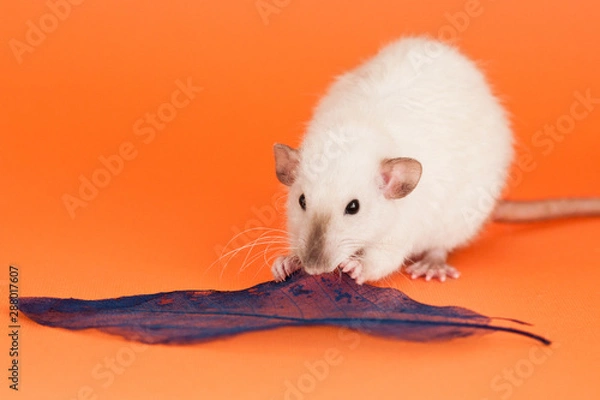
<box><xmin>379</xmin><ymin>157</ymin><xmax>422</xmax><ymax>199</ymax></box>
<box><xmin>273</xmin><ymin>143</ymin><xmax>300</xmax><ymax>186</ymax></box>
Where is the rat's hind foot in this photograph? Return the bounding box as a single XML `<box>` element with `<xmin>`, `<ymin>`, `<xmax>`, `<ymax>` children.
<box><xmin>404</xmin><ymin>249</ymin><xmax>460</xmax><ymax>282</ymax></box>
<box><xmin>340</xmin><ymin>258</ymin><xmax>366</xmax><ymax>285</ymax></box>
<box><xmin>272</xmin><ymin>255</ymin><xmax>301</xmax><ymax>281</ymax></box>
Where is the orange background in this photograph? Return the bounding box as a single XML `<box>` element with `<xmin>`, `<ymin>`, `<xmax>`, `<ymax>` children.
<box><xmin>1</xmin><ymin>1</ymin><xmax>599</xmax><ymax>399</ymax></box>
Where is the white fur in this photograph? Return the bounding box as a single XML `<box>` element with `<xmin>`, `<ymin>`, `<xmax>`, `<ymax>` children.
<box><xmin>285</xmin><ymin>37</ymin><xmax>513</xmax><ymax>282</ymax></box>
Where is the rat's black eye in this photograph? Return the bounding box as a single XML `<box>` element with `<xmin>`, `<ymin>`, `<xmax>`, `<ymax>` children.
<box><xmin>299</xmin><ymin>194</ymin><xmax>306</xmax><ymax>211</ymax></box>
<box><xmin>345</xmin><ymin>199</ymin><xmax>359</xmax><ymax>215</ymax></box>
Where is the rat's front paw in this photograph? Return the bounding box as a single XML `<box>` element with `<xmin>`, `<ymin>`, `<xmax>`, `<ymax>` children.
<box><xmin>340</xmin><ymin>259</ymin><xmax>366</xmax><ymax>285</ymax></box>
<box><xmin>405</xmin><ymin>260</ymin><xmax>460</xmax><ymax>282</ymax></box>
<box><xmin>272</xmin><ymin>255</ymin><xmax>301</xmax><ymax>282</ymax></box>
<box><xmin>404</xmin><ymin>248</ymin><xmax>459</xmax><ymax>282</ymax></box>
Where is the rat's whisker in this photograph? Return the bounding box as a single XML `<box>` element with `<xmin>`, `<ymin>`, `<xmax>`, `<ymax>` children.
<box><xmin>239</xmin><ymin>244</ymin><xmax>290</xmax><ymax>273</ymax></box>
<box><xmin>210</xmin><ymin>236</ymin><xmax>288</xmax><ymax>272</ymax></box>
<box><xmin>211</xmin><ymin>232</ymin><xmax>289</xmax><ymax>278</ymax></box>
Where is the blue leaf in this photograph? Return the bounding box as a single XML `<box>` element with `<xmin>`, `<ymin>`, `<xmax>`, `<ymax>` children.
<box><xmin>19</xmin><ymin>272</ymin><xmax>550</xmax><ymax>345</ymax></box>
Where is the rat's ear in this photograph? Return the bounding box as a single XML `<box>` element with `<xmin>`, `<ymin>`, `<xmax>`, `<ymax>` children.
<box><xmin>379</xmin><ymin>157</ymin><xmax>422</xmax><ymax>199</ymax></box>
<box><xmin>273</xmin><ymin>143</ymin><xmax>300</xmax><ymax>186</ymax></box>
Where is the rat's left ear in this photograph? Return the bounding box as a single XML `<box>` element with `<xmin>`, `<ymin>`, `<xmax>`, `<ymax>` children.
<box><xmin>379</xmin><ymin>157</ymin><xmax>422</xmax><ymax>199</ymax></box>
<box><xmin>273</xmin><ymin>143</ymin><xmax>300</xmax><ymax>186</ymax></box>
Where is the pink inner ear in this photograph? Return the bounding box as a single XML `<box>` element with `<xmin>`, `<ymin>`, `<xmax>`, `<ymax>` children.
<box><xmin>381</xmin><ymin>171</ymin><xmax>392</xmax><ymax>185</ymax></box>
<box><xmin>380</xmin><ymin>158</ymin><xmax>422</xmax><ymax>199</ymax></box>
<box><xmin>274</xmin><ymin>143</ymin><xmax>300</xmax><ymax>186</ymax></box>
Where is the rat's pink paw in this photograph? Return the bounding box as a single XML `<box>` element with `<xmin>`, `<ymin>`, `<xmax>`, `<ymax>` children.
<box><xmin>405</xmin><ymin>260</ymin><xmax>460</xmax><ymax>282</ymax></box>
<box><xmin>340</xmin><ymin>259</ymin><xmax>366</xmax><ymax>285</ymax></box>
<box><xmin>272</xmin><ymin>255</ymin><xmax>301</xmax><ymax>282</ymax></box>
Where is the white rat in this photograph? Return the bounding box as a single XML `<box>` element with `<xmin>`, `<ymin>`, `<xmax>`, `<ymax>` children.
<box><xmin>271</xmin><ymin>36</ymin><xmax>600</xmax><ymax>284</ymax></box>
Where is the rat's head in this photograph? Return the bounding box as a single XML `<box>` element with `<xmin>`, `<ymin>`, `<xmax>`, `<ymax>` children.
<box><xmin>273</xmin><ymin>143</ymin><xmax>422</xmax><ymax>275</ymax></box>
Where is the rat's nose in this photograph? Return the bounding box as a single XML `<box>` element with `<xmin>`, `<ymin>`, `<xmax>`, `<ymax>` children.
<box><xmin>302</xmin><ymin>214</ymin><xmax>332</xmax><ymax>272</ymax></box>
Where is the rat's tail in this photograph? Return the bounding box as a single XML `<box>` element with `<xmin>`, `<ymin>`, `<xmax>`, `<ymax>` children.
<box><xmin>492</xmin><ymin>198</ymin><xmax>600</xmax><ymax>223</ymax></box>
